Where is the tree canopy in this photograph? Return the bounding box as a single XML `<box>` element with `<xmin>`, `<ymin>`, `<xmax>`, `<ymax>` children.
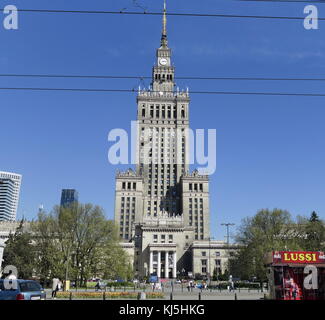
<box><xmin>31</xmin><ymin>203</ymin><xmax>132</xmax><ymax>285</ymax></box>
<box><xmin>2</xmin><ymin>220</ymin><xmax>36</xmax><ymax>279</ymax></box>
<box><xmin>229</xmin><ymin>209</ymin><xmax>325</xmax><ymax>282</ymax></box>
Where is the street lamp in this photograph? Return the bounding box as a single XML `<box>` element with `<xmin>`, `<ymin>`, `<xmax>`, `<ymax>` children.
<box><xmin>208</xmin><ymin>237</ymin><xmax>213</xmax><ymax>286</ymax></box>
<box><xmin>221</xmin><ymin>223</ymin><xmax>235</xmax><ymax>277</ymax></box>
<box><xmin>221</xmin><ymin>223</ymin><xmax>235</xmax><ymax>247</ymax></box>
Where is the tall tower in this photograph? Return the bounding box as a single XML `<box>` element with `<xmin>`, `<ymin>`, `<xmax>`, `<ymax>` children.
<box><xmin>0</xmin><ymin>171</ymin><xmax>22</xmax><ymax>221</ymax></box>
<box><xmin>114</xmin><ymin>2</ymin><xmax>211</xmax><ymax>278</ymax></box>
<box><xmin>60</xmin><ymin>189</ymin><xmax>79</xmax><ymax>207</ymax></box>
<box><xmin>136</xmin><ymin>0</ymin><xmax>190</xmax><ymax>220</ymax></box>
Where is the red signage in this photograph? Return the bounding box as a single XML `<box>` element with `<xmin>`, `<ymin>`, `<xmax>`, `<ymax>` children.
<box><xmin>272</xmin><ymin>251</ymin><xmax>325</xmax><ymax>264</ymax></box>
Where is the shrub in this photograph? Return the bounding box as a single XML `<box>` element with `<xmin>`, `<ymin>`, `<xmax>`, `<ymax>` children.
<box><xmin>56</xmin><ymin>291</ymin><xmax>164</xmax><ymax>299</ymax></box>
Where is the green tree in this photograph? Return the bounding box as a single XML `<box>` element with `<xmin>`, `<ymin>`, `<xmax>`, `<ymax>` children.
<box><xmin>33</xmin><ymin>203</ymin><xmax>132</xmax><ymax>286</ymax></box>
<box><xmin>298</xmin><ymin>211</ymin><xmax>325</xmax><ymax>251</ymax></box>
<box><xmin>2</xmin><ymin>220</ymin><xmax>35</xmax><ymax>279</ymax></box>
<box><xmin>218</xmin><ymin>269</ymin><xmax>230</xmax><ymax>281</ymax></box>
<box><xmin>230</xmin><ymin>209</ymin><xmax>302</xmax><ymax>282</ymax></box>
<box><xmin>212</xmin><ymin>267</ymin><xmax>219</xmax><ymax>281</ymax></box>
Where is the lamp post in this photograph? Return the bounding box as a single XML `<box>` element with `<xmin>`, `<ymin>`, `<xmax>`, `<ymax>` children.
<box><xmin>221</xmin><ymin>223</ymin><xmax>235</xmax><ymax>247</ymax></box>
<box><xmin>130</xmin><ymin>228</ymin><xmax>145</xmax><ymax>281</ymax></box>
<box><xmin>207</xmin><ymin>236</ymin><xmax>216</xmax><ymax>286</ymax></box>
<box><xmin>221</xmin><ymin>223</ymin><xmax>235</xmax><ymax>276</ymax></box>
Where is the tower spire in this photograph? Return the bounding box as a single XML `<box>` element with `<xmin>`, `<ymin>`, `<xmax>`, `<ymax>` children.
<box><xmin>161</xmin><ymin>0</ymin><xmax>168</xmax><ymax>47</ymax></box>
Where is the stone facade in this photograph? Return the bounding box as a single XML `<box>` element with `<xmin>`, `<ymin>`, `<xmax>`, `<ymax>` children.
<box><xmin>191</xmin><ymin>241</ymin><xmax>238</xmax><ymax>277</ymax></box>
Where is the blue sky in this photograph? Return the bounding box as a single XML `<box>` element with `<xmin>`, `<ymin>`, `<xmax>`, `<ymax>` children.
<box><xmin>1</xmin><ymin>0</ymin><xmax>325</xmax><ymax>241</ymax></box>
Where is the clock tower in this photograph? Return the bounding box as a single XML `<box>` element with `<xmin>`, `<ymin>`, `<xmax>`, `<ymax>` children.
<box><xmin>152</xmin><ymin>0</ymin><xmax>174</xmax><ymax>93</ymax></box>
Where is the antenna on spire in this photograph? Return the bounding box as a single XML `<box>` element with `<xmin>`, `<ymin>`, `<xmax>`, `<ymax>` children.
<box><xmin>161</xmin><ymin>0</ymin><xmax>168</xmax><ymax>47</ymax></box>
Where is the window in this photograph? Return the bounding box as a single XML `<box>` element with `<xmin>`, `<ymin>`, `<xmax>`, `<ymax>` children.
<box><xmin>202</xmin><ymin>251</ymin><xmax>206</xmax><ymax>256</ymax></box>
<box><xmin>215</xmin><ymin>251</ymin><xmax>221</xmax><ymax>257</ymax></box>
<box><xmin>19</xmin><ymin>282</ymin><xmax>42</xmax><ymax>292</ymax></box>
<box><xmin>215</xmin><ymin>259</ymin><xmax>221</xmax><ymax>266</ymax></box>
<box><xmin>153</xmin><ymin>234</ymin><xmax>158</xmax><ymax>243</ymax></box>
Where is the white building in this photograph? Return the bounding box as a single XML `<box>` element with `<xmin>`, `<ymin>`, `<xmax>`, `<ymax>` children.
<box><xmin>0</xmin><ymin>171</ymin><xmax>22</xmax><ymax>221</ymax></box>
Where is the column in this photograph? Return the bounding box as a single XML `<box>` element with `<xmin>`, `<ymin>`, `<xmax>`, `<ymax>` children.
<box><xmin>149</xmin><ymin>250</ymin><xmax>153</xmax><ymax>275</ymax></box>
<box><xmin>165</xmin><ymin>251</ymin><xmax>169</xmax><ymax>278</ymax></box>
<box><xmin>157</xmin><ymin>251</ymin><xmax>161</xmax><ymax>278</ymax></box>
<box><xmin>172</xmin><ymin>251</ymin><xmax>177</xmax><ymax>279</ymax></box>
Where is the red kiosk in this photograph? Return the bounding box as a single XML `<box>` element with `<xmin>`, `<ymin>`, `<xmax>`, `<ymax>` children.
<box><xmin>265</xmin><ymin>251</ymin><xmax>325</xmax><ymax>300</ymax></box>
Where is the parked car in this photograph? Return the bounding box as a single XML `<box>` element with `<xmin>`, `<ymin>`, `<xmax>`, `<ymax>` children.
<box><xmin>0</xmin><ymin>279</ymin><xmax>46</xmax><ymax>300</ymax></box>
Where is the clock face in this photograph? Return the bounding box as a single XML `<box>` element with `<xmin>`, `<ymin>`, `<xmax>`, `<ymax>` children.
<box><xmin>159</xmin><ymin>58</ymin><xmax>168</xmax><ymax>66</ymax></box>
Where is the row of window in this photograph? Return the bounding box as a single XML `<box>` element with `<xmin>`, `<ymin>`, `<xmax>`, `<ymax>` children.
<box><xmin>189</xmin><ymin>183</ymin><xmax>204</xmax><ymax>192</ymax></box>
<box><xmin>120</xmin><ymin>214</ymin><xmax>135</xmax><ymax>220</ymax></box>
<box><xmin>140</xmin><ymin>104</ymin><xmax>186</xmax><ymax>119</ymax></box>
<box><xmin>154</xmin><ymin>73</ymin><xmax>173</xmax><ymax>81</ymax></box>
<box><xmin>201</xmin><ymin>259</ymin><xmax>221</xmax><ymax>266</ymax></box>
<box><xmin>121</xmin><ymin>182</ymin><xmax>137</xmax><ymax>190</ymax></box>
<box><xmin>201</xmin><ymin>251</ymin><xmax>221</xmax><ymax>257</ymax></box>
<box><xmin>153</xmin><ymin>234</ymin><xmax>173</xmax><ymax>243</ymax></box>
<box><xmin>121</xmin><ymin>197</ymin><xmax>136</xmax><ymax>203</ymax></box>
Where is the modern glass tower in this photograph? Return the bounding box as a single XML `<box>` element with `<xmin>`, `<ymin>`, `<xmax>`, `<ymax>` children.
<box><xmin>0</xmin><ymin>171</ymin><xmax>22</xmax><ymax>221</ymax></box>
<box><xmin>60</xmin><ymin>189</ymin><xmax>79</xmax><ymax>207</ymax></box>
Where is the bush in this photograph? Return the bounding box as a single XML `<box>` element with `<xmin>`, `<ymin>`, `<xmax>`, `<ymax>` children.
<box><xmin>207</xmin><ymin>282</ymin><xmax>260</xmax><ymax>290</ymax></box>
<box><xmin>57</xmin><ymin>291</ymin><xmax>164</xmax><ymax>299</ymax></box>
<box><xmin>234</xmin><ymin>282</ymin><xmax>260</xmax><ymax>289</ymax></box>
<box><xmin>86</xmin><ymin>281</ymin><xmax>133</xmax><ymax>288</ymax></box>
<box><xmin>105</xmin><ymin>282</ymin><xmax>134</xmax><ymax>288</ymax></box>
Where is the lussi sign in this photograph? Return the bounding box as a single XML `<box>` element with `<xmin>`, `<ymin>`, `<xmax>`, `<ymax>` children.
<box><xmin>272</xmin><ymin>251</ymin><xmax>325</xmax><ymax>264</ymax></box>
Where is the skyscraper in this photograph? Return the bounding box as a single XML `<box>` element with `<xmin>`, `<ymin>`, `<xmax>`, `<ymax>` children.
<box><xmin>114</xmin><ymin>2</ymin><xmax>215</xmax><ymax>279</ymax></box>
<box><xmin>0</xmin><ymin>171</ymin><xmax>22</xmax><ymax>221</ymax></box>
<box><xmin>60</xmin><ymin>189</ymin><xmax>78</xmax><ymax>207</ymax></box>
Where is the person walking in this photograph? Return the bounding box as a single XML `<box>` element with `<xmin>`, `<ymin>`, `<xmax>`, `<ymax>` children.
<box><xmin>95</xmin><ymin>280</ymin><xmax>101</xmax><ymax>291</ymax></box>
<box><xmin>57</xmin><ymin>280</ymin><xmax>62</xmax><ymax>292</ymax></box>
<box><xmin>52</xmin><ymin>277</ymin><xmax>60</xmax><ymax>299</ymax></box>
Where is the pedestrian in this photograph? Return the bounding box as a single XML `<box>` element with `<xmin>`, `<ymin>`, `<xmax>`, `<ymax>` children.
<box><xmin>95</xmin><ymin>280</ymin><xmax>101</xmax><ymax>291</ymax></box>
<box><xmin>52</xmin><ymin>277</ymin><xmax>60</xmax><ymax>299</ymax></box>
<box><xmin>58</xmin><ymin>280</ymin><xmax>62</xmax><ymax>292</ymax></box>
